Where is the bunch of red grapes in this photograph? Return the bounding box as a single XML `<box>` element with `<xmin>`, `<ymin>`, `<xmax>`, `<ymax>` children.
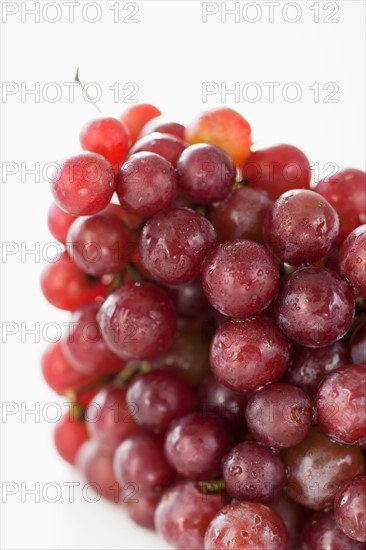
<box><xmin>41</xmin><ymin>103</ymin><xmax>366</xmax><ymax>550</ymax></box>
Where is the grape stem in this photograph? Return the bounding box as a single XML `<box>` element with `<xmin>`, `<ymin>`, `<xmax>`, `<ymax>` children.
<box><xmin>75</xmin><ymin>67</ymin><xmax>102</xmax><ymax>113</ymax></box>
<box><xmin>195</xmin><ymin>479</ymin><xmax>226</xmax><ymax>495</ymax></box>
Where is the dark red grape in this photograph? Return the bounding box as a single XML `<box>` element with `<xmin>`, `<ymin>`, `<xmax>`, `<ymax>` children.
<box><xmin>204</xmin><ymin>501</ymin><xmax>288</xmax><ymax>550</ymax></box>
<box><xmin>77</xmin><ymin>440</ymin><xmax>121</xmax><ymax>502</ymax></box>
<box><xmin>274</xmin><ymin>266</ymin><xmax>355</xmax><ymax>347</ymax></box>
<box><xmin>165</xmin><ymin>279</ymin><xmax>211</xmax><ymax>317</ymax></box>
<box><xmin>80</xmin><ymin>117</ymin><xmax>130</xmax><ymax>169</ymax></box>
<box><xmin>222</xmin><ymin>441</ymin><xmax>285</xmax><ymax>502</ymax></box>
<box><xmin>263</xmin><ymin>189</ymin><xmax>339</xmax><ymax>265</ymax></box>
<box><xmin>62</xmin><ymin>302</ymin><xmax>122</xmax><ymax>376</ymax></box>
<box><xmin>126</xmin><ymin>493</ymin><xmax>160</xmax><ymax>530</ymax></box>
<box><xmin>98</xmin><ymin>282</ymin><xmax>176</xmax><ymax>360</ymax></box>
<box><xmin>41</xmin><ymin>251</ymin><xmax>106</xmax><ymax>311</ymax></box>
<box><xmin>284</xmin><ymin>342</ymin><xmax>349</xmax><ymax>398</ymax></box>
<box><xmin>139</xmin><ymin>207</ymin><xmax>216</xmax><ymax>285</ymax></box>
<box><xmin>164</xmin><ymin>412</ymin><xmax>234</xmax><ymax>480</ymax></box>
<box><xmin>126</xmin><ymin>370</ymin><xmax>196</xmax><ymax>434</ymax></box>
<box><xmin>130</xmin><ymin>132</ymin><xmax>185</xmax><ymax>167</ymax></box>
<box><xmin>242</xmin><ymin>144</ymin><xmax>311</xmax><ymax>200</ymax></box>
<box><xmin>116</xmin><ymin>152</ymin><xmax>177</xmax><ymax>216</ymax></box>
<box><xmin>176</xmin><ymin>143</ymin><xmax>236</xmax><ymax>205</ymax></box>
<box><xmin>315</xmin><ymin>364</ymin><xmax>366</xmax><ymax>447</ymax></box>
<box><xmin>120</xmin><ymin>103</ymin><xmax>161</xmax><ymax>143</ymax></box>
<box><xmin>246</xmin><ymin>383</ymin><xmax>313</xmax><ymax>449</ymax></box>
<box><xmin>270</xmin><ymin>492</ymin><xmax>310</xmax><ymax>550</ymax></box>
<box><xmin>114</xmin><ymin>432</ymin><xmax>176</xmax><ymax>495</ymax></box>
<box><xmin>210</xmin><ymin>186</ymin><xmax>272</xmax><ymax>244</ymax></box>
<box><xmin>86</xmin><ymin>386</ymin><xmax>141</xmax><ymax>453</ymax></box>
<box><xmin>202</xmin><ymin>239</ymin><xmax>280</xmax><ymax>318</ymax></box>
<box><xmin>140</xmin><ymin>115</ymin><xmax>185</xmax><ymax>141</ymax></box>
<box><xmin>150</xmin><ymin>317</ymin><xmax>212</xmax><ymax>387</ymax></box>
<box><xmin>54</xmin><ymin>412</ymin><xmax>89</xmax><ymax>465</ymax></box>
<box><xmin>301</xmin><ymin>511</ymin><xmax>365</xmax><ymax>550</ymax></box>
<box><xmin>282</xmin><ymin>426</ymin><xmax>365</xmax><ymax>510</ymax></box>
<box><xmin>155</xmin><ymin>481</ymin><xmax>226</xmax><ymax>550</ymax></box>
<box><xmin>339</xmin><ymin>224</ymin><xmax>366</xmax><ymax>298</ymax></box>
<box><xmin>47</xmin><ymin>202</ymin><xmax>77</xmax><ymax>244</ymax></box>
<box><xmin>198</xmin><ymin>375</ymin><xmax>250</xmax><ymax>429</ymax></box>
<box><xmin>350</xmin><ymin>320</ymin><xmax>366</xmax><ymax>366</ymax></box>
<box><xmin>51</xmin><ymin>153</ymin><xmax>115</xmax><ymax>216</ymax></box>
<box><xmin>67</xmin><ymin>211</ymin><xmax>133</xmax><ymax>276</ymax></box>
<box><xmin>315</xmin><ymin>168</ymin><xmax>366</xmax><ymax>242</ymax></box>
<box><xmin>334</xmin><ymin>475</ymin><xmax>366</xmax><ymax>542</ymax></box>
<box><xmin>210</xmin><ymin>316</ymin><xmax>290</xmax><ymax>393</ymax></box>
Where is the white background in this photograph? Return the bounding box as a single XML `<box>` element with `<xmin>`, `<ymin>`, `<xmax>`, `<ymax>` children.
<box><xmin>1</xmin><ymin>1</ymin><xmax>365</xmax><ymax>549</ymax></box>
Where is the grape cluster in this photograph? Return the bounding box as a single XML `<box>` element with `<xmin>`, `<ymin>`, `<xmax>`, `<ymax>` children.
<box><xmin>42</xmin><ymin>103</ymin><xmax>366</xmax><ymax>550</ymax></box>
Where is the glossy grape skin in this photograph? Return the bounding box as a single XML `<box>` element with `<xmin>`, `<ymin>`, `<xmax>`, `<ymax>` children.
<box><xmin>204</xmin><ymin>501</ymin><xmax>288</xmax><ymax>550</ymax></box>
<box><xmin>274</xmin><ymin>267</ymin><xmax>355</xmax><ymax>347</ymax></box>
<box><xmin>41</xmin><ymin>341</ymin><xmax>92</xmax><ymax>395</ymax></box>
<box><xmin>126</xmin><ymin>493</ymin><xmax>160</xmax><ymax>530</ymax></box>
<box><xmin>315</xmin><ymin>364</ymin><xmax>366</xmax><ymax>447</ymax></box>
<box><xmin>62</xmin><ymin>302</ymin><xmax>122</xmax><ymax>376</ymax></box>
<box><xmin>139</xmin><ymin>207</ymin><xmax>217</xmax><ymax>285</ymax></box>
<box><xmin>51</xmin><ymin>153</ymin><xmax>115</xmax><ymax>216</ymax></box>
<box><xmin>334</xmin><ymin>475</ymin><xmax>366</xmax><ymax>542</ymax></box>
<box><xmin>198</xmin><ymin>375</ymin><xmax>250</xmax><ymax>429</ymax></box>
<box><xmin>350</xmin><ymin>320</ymin><xmax>366</xmax><ymax>366</ymax></box>
<box><xmin>210</xmin><ymin>186</ymin><xmax>272</xmax><ymax>244</ymax></box>
<box><xmin>140</xmin><ymin>115</ymin><xmax>185</xmax><ymax>141</ymax></box>
<box><xmin>97</xmin><ymin>282</ymin><xmax>177</xmax><ymax>361</ymax></box>
<box><xmin>54</xmin><ymin>412</ymin><xmax>89</xmax><ymax>464</ymax></box>
<box><xmin>130</xmin><ymin>132</ymin><xmax>185</xmax><ymax>167</ymax></box>
<box><xmin>155</xmin><ymin>481</ymin><xmax>226</xmax><ymax>550</ymax></box>
<box><xmin>126</xmin><ymin>370</ymin><xmax>196</xmax><ymax>434</ymax></box>
<box><xmin>223</xmin><ymin>441</ymin><xmax>285</xmax><ymax>502</ymax></box>
<box><xmin>116</xmin><ymin>152</ymin><xmax>177</xmax><ymax>217</ymax></box>
<box><xmin>210</xmin><ymin>316</ymin><xmax>290</xmax><ymax>393</ymax></box>
<box><xmin>186</xmin><ymin>107</ymin><xmax>252</xmax><ymax>166</ymax></box>
<box><xmin>47</xmin><ymin>202</ymin><xmax>77</xmax><ymax>244</ymax></box>
<box><xmin>246</xmin><ymin>383</ymin><xmax>313</xmax><ymax>449</ymax></box>
<box><xmin>339</xmin><ymin>225</ymin><xmax>366</xmax><ymax>298</ymax></box>
<box><xmin>77</xmin><ymin>440</ymin><xmax>121</xmax><ymax>502</ymax></box>
<box><xmin>282</xmin><ymin>427</ymin><xmax>365</xmax><ymax>510</ymax></box>
<box><xmin>242</xmin><ymin>144</ymin><xmax>311</xmax><ymax>200</ymax></box>
<box><xmin>164</xmin><ymin>412</ymin><xmax>234</xmax><ymax>481</ymax></box>
<box><xmin>120</xmin><ymin>103</ymin><xmax>161</xmax><ymax>143</ymax></box>
<box><xmin>80</xmin><ymin>117</ymin><xmax>130</xmax><ymax>169</ymax></box>
<box><xmin>67</xmin><ymin>211</ymin><xmax>133</xmax><ymax>276</ymax></box>
<box><xmin>314</xmin><ymin>168</ymin><xmax>366</xmax><ymax>242</ymax></box>
<box><xmin>165</xmin><ymin>279</ymin><xmax>211</xmax><ymax>318</ymax></box>
<box><xmin>114</xmin><ymin>432</ymin><xmax>176</xmax><ymax>495</ymax></box>
<box><xmin>41</xmin><ymin>251</ymin><xmax>106</xmax><ymax>311</ymax></box>
<box><xmin>300</xmin><ymin>511</ymin><xmax>365</xmax><ymax>550</ymax></box>
<box><xmin>176</xmin><ymin>144</ymin><xmax>236</xmax><ymax>205</ymax></box>
<box><xmin>284</xmin><ymin>342</ymin><xmax>349</xmax><ymax>398</ymax></box>
<box><xmin>150</xmin><ymin>317</ymin><xmax>212</xmax><ymax>387</ymax></box>
<box><xmin>202</xmin><ymin>239</ymin><xmax>280</xmax><ymax>318</ymax></box>
<box><xmin>85</xmin><ymin>386</ymin><xmax>141</xmax><ymax>453</ymax></box>
<box><xmin>263</xmin><ymin>190</ymin><xmax>339</xmax><ymax>265</ymax></box>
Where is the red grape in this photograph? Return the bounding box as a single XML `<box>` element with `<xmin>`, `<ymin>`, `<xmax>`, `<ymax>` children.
<box><xmin>242</xmin><ymin>144</ymin><xmax>311</xmax><ymax>200</ymax></box>
<box><xmin>41</xmin><ymin>341</ymin><xmax>91</xmax><ymax>395</ymax></box>
<box><xmin>47</xmin><ymin>202</ymin><xmax>77</xmax><ymax>244</ymax></box>
<box><xmin>130</xmin><ymin>132</ymin><xmax>185</xmax><ymax>167</ymax></box>
<box><xmin>165</xmin><ymin>279</ymin><xmax>211</xmax><ymax>318</ymax></box>
<box><xmin>116</xmin><ymin>152</ymin><xmax>177</xmax><ymax>216</ymax></box>
<box><xmin>51</xmin><ymin>153</ymin><xmax>115</xmax><ymax>216</ymax></box>
<box><xmin>315</xmin><ymin>168</ymin><xmax>366</xmax><ymax>242</ymax></box>
<box><xmin>350</xmin><ymin>319</ymin><xmax>366</xmax><ymax>366</ymax></box>
<box><xmin>204</xmin><ymin>501</ymin><xmax>288</xmax><ymax>550</ymax></box>
<box><xmin>334</xmin><ymin>475</ymin><xmax>366</xmax><ymax>542</ymax></box>
<box><xmin>77</xmin><ymin>440</ymin><xmax>121</xmax><ymax>502</ymax></box>
<box><xmin>274</xmin><ymin>266</ymin><xmax>355</xmax><ymax>347</ymax></box>
<box><xmin>120</xmin><ymin>103</ymin><xmax>161</xmax><ymax>143</ymax></box>
<box><xmin>176</xmin><ymin>144</ymin><xmax>236</xmax><ymax>205</ymax></box>
<box><xmin>339</xmin><ymin>224</ymin><xmax>366</xmax><ymax>298</ymax></box>
<box><xmin>139</xmin><ymin>207</ymin><xmax>217</xmax><ymax>285</ymax></box>
<box><xmin>126</xmin><ymin>493</ymin><xmax>160</xmax><ymax>530</ymax></box>
<box><xmin>80</xmin><ymin>117</ymin><xmax>130</xmax><ymax>169</ymax></box>
<box><xmin>202</xmin><ymin>239</ymin><xmax>280</xmax><ymax>318</ymax></box>
<box><xmin>97</xmin><ymin>282</ymin><xmax>177</xmax><ymax>360</ymax></box>
<box><xmin>301</xmin><ymin>511</ymin><xmax>365</xmax><ymax>550</ymax></box>
<box><xmin>263</xmin><ymin>189</ymin><xmax>339</xmax><ymax>265</ymax></box>
<box><xmin>54</xmin><ymin>412</ymin><xmax>89</xmax><ymax>465</ymax></box>
<box><xmin>315</xmin><ymin>363</ymin><xmax>366</xmax><ymax>447</ymax></box>
<box><xmin>210</xmin><ymin>316</ymin><xmax>290</xmax><ymax>393</ymax></box>
<box><xmin>140</xmin><ymin>115</ymin><xmax>185</xmax><ymax>141</ymax></box>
